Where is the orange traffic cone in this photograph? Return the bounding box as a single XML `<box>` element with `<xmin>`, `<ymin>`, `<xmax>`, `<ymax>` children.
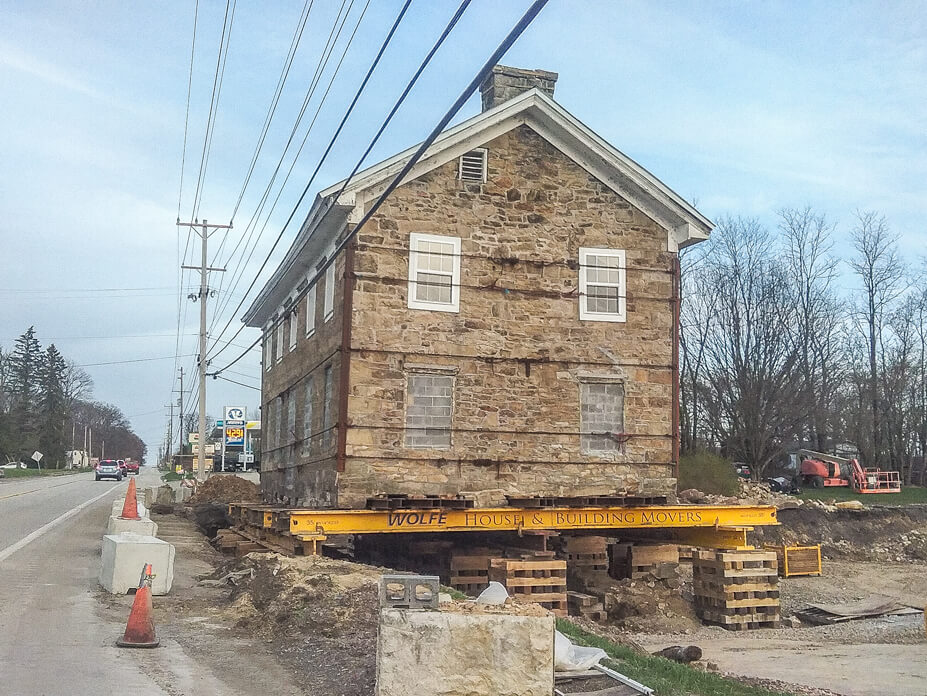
<box><xmin>120</xmin><ymin>477</ymin><xmax>140</xmax><ymax>520</ymax></box>
<box><xmin>117</xmin><ymin>564</ymin><xmax>159</xmax><ymax>648</ymax></box>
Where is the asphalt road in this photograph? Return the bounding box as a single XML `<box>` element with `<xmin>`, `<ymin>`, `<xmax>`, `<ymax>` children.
<box><xmin>0</xmin><ymin>468</ymin><xmax>305</xmax><ymax>696</ymax></box>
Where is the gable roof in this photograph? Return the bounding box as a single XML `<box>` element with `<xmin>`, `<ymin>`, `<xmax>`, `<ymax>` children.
<box><xmin>243</xmin><ymin>88</ymin><xmax>713</xmax><ymax>326</ymax></box>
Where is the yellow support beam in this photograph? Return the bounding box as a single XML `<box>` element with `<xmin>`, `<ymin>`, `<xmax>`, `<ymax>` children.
<box><xmin>286</xmin><ymin>504</ymin><xmax>777</xmax><ymax>537</ymax></box>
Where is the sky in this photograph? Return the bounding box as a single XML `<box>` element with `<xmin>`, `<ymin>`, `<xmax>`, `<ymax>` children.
<box><xmin>1</xmin><ymin>0</ymin><xmax>924</xmax><ymax>463</ymax></box>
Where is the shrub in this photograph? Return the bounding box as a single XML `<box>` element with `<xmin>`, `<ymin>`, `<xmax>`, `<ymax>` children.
<box><xmin>677</xmin><ymin>451</ymin><xmax>739</xmax><ymax>496</ymax></box>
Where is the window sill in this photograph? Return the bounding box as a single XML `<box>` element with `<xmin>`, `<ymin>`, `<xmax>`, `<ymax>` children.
<box><xmin>579</xmin><ymin>312</ymin><xmax>627</xmax><ymax>323</ymax></box>
<box><xmin>324</xmin><ymin>312</ymin><xmax>334</xmax><ymax>322</ymax></box>
<box><xmin>407</xmin><ymin>301</ymin><xmax>459</xmax><ymax>313</ymax></box>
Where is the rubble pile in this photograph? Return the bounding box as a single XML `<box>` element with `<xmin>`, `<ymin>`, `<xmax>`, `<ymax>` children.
<box><xmin>601</xmin><ymin>572</ymin><xmax>699</xmax><ymax>633</ymax></box>
<box><xmin>187</xmin><ymin>475</ymin><xmax>261</xmax><ymax>505</ymax></box>
<box><xmin>677</xmin><ymin>480</ymin><xmax>801</xmax><ymax>509</ymax></box>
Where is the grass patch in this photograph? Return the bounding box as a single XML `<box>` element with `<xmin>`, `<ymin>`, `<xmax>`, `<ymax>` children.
<box><xmin>799</xmin><ymin>484</ymin><xmax>927</xmax><ymax>506</ymax></box>
<box><xmin>677</xmin><ymin>451</ymin><xmax>740</xmax><ymax>496</ymax></box>
<box><xmin>1</xmin><ymin>467</ymin><xmax>89</xmax><ymax>479</ymax></box>
<box><xmin>557</xmin><ymin>619</ymin><xmax>794</xmax><ymax>696</ymax></box>
<box><xmin>161</xmin><ymin>471</ymin><xmax>196</xmax><ymax>482</ymax></box>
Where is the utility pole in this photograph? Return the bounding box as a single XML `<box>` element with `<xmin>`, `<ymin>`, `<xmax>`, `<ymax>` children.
<box><xmin>178</xmin><ymin>218</ymin><xmax>230</xmax><ymax>482</ymax></box>
<box><xmin>165</xmin><ymin>402</ymin><xmax>174</xmax><ymax>470</ymax></box>
<box><xmin>175</xmin><ymin>366</ymin><xmax>185</xmax><ymax>456</ymax></box>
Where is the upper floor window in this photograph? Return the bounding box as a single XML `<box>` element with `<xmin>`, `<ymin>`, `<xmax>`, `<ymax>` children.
<box><xmin>288</xmin><ymin>307</ymin><xmax>298</xmax><ymax>351</ymax></box>
<box><xmin>579</xmin><ymin>247</ymin><xmax>626</xmax><ymax>323</ymax></box>
<box><xmin>458</xmin><ymin>148</ymin><xmax>487</xmax><ymax>182</ymax></box>
<box><xmin>263</xmin><ymin>325</ymin><xmax>272</xmax><ymax>372</ymax></box>
<box><xmin>323</xmin><ymin>257</ymin><xmax>335</xmax><ymax>321</ymax></box>
<box><xmin>305</xmin><ymin>283</ymin><xmax>317</xmax><ymax>337</ymax></box>
<box><xmin>408</xmin><ymin>233</ymin><xmax>460</xmax><ymax>313</ymax></box>
<box><xmin>274</xmin><ymin>316</ymin><xmax>284</xmax><ymax>362</ymax></box>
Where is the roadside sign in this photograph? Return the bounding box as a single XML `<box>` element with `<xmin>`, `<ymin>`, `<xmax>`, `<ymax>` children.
<box><xmin>238</xmin><ymin>453</ymin><xmax>255</xmax><ymax>464</ymax></box>
<box><xmin>225</xmin><ymin>426</ymin><xmax>245</xmax><ymax>447</ymax></box>
<box><xmin>31</xmin><ymin>451</ymin><xmax>43</xmax><ymax>463</ymax></box>
<box><xmin>225</xmin><ymin>406</ymin><xmax>245</xmax><ymax>422</ymax></box>
<box><xmin>188</xmin><ymin>432</ymin><xmax>199</xmax><ymax>444</ymax></box>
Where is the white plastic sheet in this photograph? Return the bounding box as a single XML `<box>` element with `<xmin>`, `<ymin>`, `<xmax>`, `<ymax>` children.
<box><xmin>553</xmin><ymin>630</ymin><xmax>607</xmax><ymax>672</ymax></box>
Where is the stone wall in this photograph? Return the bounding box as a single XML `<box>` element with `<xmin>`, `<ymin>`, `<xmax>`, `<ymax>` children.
<box><xmin>260</xmin><ymin>251</ymin><xmax>346</xmax><ymax>506</ymax></box>
<box><xmin>339</xmin><ymin>125</ymin><xmax>677</xmax><ymax>508</ymax></box>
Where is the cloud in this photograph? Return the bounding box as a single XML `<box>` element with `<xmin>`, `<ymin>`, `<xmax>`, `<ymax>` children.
<box><xmin>0</xmin><ymin>40</ymin><xmax>104</xmax><ymax>101</ymax></box>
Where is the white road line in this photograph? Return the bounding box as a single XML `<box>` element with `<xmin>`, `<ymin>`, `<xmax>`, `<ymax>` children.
<box><xmin>0</xmin><ymin>482</ymin><xmax>123</xmax><ymax>563</ymax></box>
<box><xmin>0</xmin><ymin>477</ymin><xmax>87</xmax><ymax>501</ymax></box>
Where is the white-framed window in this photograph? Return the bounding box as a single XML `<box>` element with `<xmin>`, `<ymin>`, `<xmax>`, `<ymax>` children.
<box><xmin>263</xmin><ymin>325</ymin><xmax>272</xmax><ymax>372</ymax></box>
<box><xmin>458</xmin><ymin>148</ymin><xmax>487</xmax><ymax>182</ymax></box>
<box><xmin>579</xmin><ymin>247</ymin><xmax>626</xmax><ymax>322</ymax></box>
<box><xmin>579</xmin><ymin>378</ymin><xmax>625</xmax><ymax>454</ymax></box>
<box><xmin>407</xmin><ymin>233</ymin><xmax>461</xmax><ymax>313</ymax></box>
<box><xmin>305</xmin><ymin>283</ymin><xmax>317</xmax><ymax>337</ymax></box>
<box><xmin>323</xmin><ymin>257</ymin><xmax>335</xmax><ymax>321</ymax></box>
<box><xmin>274</xmin><ymin>314</ymin><xmax>284</xmax><ymax>362</ymax></box>
<box><xmin>288</xmin><ymin>306</ymin><xmax>298</xmax><ymax>351</ymax></box>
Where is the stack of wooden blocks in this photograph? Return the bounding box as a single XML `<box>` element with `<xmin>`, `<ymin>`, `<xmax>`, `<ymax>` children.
<box><xmin>448</xmin><ymin>547</ymin><xmax>500</xmax><ymax>596</ymax></box>
<box><xmin>763</xmin><ymin>544</ymin><xmax>822</xmax><ymax>577</ymax></box>
<box><xmin>609</xmin><ymin>543</ymin><xmax>679</xmax><ymax>580</ymax></box>
<box><xmin>693</xmin><ymin>549</ymin><xmax>781</xmax><ymax>630</ymax></box>
<box><xmin>566</xmin><ymin>591</ymin><xmax>607</xmax><ymax>621</ymax></box>
<box><xmin>489</xmin><ymin>558</ymin><xmax>568</xmax><ymax>615</ymax></box>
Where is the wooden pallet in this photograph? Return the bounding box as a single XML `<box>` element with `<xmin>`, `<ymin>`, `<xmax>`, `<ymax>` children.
<box><xmin>505</xmin><ymin>495</ymin><xmax>668</xmax><ymax>508</ymax></box>
<box><xmin>693</xmin><ymin>549</ymin><xmax>780</xmax><ymax>631</ymax></box>
<box><xmin>365</xmin><ymin>494</ymin><xmax>474</xmax><ymax>510</ymax></box>
<box><xmin>763</xmin><ymin>544</ymin><xmax>822</xmax><ymax>577</ymax></box>
<box><xmin>563</xmin><ymin>536</ymin><xmax>609</xmax><ymax>571</ymax></box>
<box><xmin>489</xmin><ymin>558</ymin><xmax>567</xmax><ymax>615</ymax></box>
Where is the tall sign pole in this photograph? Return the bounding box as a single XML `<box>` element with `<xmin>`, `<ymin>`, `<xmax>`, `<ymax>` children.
<box><xmin>178</xmin><ymin>218</ymin><xmax>231</xmax><ymax>483</ymax></box>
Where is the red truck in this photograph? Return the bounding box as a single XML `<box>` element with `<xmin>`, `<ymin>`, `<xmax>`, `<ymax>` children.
<box><xmin>123</xmin><ymin>458</ymin><xmax>140</xmax><ymax>475</ymax></box>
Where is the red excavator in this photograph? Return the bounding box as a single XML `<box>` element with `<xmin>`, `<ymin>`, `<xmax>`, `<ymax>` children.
<box><xmin>795</xmin><ymin>449</ymin><xmax>901</xmax><ymax>493</ymax></box>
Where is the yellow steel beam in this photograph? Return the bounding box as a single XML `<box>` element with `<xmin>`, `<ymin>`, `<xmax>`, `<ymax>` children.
<box><xmin>287</xmin><ymin>504</ymin><xmax>777</xmax><ymax>537</ymax></box>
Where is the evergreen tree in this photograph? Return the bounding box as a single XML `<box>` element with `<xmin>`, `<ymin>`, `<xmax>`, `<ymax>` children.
<box><xmin>39</xmin><ymin>344</ymin><xmax>68</xmax><ymax>467</ymax></box>
<box><xmin>9</xmin><ymin>327</ymin><xmax>42</xmax><ymax>457</ymax></box>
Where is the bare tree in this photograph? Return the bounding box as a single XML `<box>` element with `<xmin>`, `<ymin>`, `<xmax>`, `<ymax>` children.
<box><xmin>848</xmin><ymin>212</ymin><xmax>905</xmax><ymax>466</ymax></box>
<box><xmin>697</xmin><ymin>217</ymin><xmax>804</xmax><ymax>478</ymax></box>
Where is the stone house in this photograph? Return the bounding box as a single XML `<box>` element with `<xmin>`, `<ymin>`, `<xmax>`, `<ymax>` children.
<box><xmin>243</xmin><ymin>66</ymin><xmax>713</xmax><ymax>508</ymax></box>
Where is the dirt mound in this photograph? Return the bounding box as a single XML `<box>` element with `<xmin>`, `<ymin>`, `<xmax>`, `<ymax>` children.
<box><xmin>188</xmin><ymin>475</ymin><xmax>261</xmax><ymax>504</ymax></box>
<box><xmin>218</xmin><ymin>553</ymin><xmax>389</xmax><ymax>696</ymax></box>
<box><xmin>756</xmin><ymin>505</ymin><xmax>927</xmax><ymax>561</ymax></box>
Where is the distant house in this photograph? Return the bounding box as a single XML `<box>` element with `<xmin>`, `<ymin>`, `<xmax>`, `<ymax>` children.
<box><xmin>243</xmin><ymin>66</ymin><xmax>713</xmax><ymax>508</ymax></box>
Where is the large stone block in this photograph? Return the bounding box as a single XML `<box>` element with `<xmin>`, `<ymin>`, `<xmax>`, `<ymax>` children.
<box><xmin>106</xmin><ymin>515</ymin><xmax>157</xmax><ymax>537</ymax></box>
<box><xmin>100</xmin><ymin>533</ymin><xmax>175</xmax><ymax>595</ymax></box>
<box><xmin>376</xmin><ymin>607</ymin><xmax>554</xmax><ymax>696</ymax></box>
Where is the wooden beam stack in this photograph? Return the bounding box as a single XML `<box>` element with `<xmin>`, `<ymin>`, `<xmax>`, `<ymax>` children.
<box><xmin>693</xmin><ymin>549</ymin><xmax>780</xmax><ymax>630</ymax></box>
<box><xmin>489</xmin><ymin>558</ymin><xmax>567</xmax><ymax>615</ymax></box>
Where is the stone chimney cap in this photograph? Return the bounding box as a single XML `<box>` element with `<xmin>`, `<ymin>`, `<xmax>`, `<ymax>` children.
<box><xmin>480</xmin><ymin>65</ymin><xmax>558</xmax><ymax>112</ymax></box>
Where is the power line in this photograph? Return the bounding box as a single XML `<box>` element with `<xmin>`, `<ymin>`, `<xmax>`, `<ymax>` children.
<box><xmin>213</xmin><ymin>374</ymin><xmax>262</xmax><ymax>391</ymax></box>
<box><xmin>77</xmin><ymin>354</ymin><xmax>196</xmax><ymax>368</ymax></box>
<box><xmin>207</xmin><ymin>0</ymin><xmax>411</xmax><ymax>358</ymax></box>
<box><xmin>206</xmin><ymin>0</ymin><xmax>361</xmax><ymax>342</ymax></box>
<box><xmin>176</xmin><ymin>0</ymin><xmax>200</xmax><ymax>221</ymax></box>
<box><xmin>209</xmin><ymin>0</ymin><xmax>550</xmax><ymax>376</ymax></box>
<box><xmin>230</xmin><ymin>0</ymin><xmax>317</xmax><ymax>222</ymax></box>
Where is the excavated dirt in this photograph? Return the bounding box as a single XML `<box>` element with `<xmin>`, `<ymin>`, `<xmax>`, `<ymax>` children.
<box><xmin>755</xmin><ymin>505</ymin><xmax>927</xmax><ymax>561</ymax></box>
<box><xmin>187</xmin><ymin>474</ymin><xmax>262</xmax><ymax>504</ymax></box>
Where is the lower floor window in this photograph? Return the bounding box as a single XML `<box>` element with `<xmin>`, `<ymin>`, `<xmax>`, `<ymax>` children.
<box><xmin>580</xmin><ymin>380</ymin><xmax>625</xmax><ymax>453</ymax></box>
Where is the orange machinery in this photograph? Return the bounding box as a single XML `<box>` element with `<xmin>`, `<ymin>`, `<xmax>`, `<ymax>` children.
<box><xmin>796</xmin><ymin>449</ymin><xmax>901</xmax><ymax>493</ymax></box>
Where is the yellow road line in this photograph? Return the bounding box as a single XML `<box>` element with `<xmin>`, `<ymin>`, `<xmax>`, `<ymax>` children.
<box><xmin>0</xmin><ymin>477</ymin><xmax>97</xmax><ymax>501</ymax></box>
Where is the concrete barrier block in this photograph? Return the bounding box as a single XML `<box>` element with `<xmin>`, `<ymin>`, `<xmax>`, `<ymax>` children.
<box><xmin>106</xmin><ymin>515</ymin><xmax>157</xmax><ymax>537</ymax></box>
<box><xmin>100</xmin><ymin>533</ymin><xmax>175</xmax><ymax>595</ymax></box>
<box><xmin>111</xmin><ymin>500</ymin><xmax>149</xmax><ymax>519</ymax></box>
<box><xmin>376</xmin><ymin>607</ymin><xmax>554</xmax><ymax>696</ymax></box>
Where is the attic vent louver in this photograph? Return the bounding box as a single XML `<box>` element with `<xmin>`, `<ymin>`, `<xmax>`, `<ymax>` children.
<box><xmin>458</xmin><ymin>149</ymin><xmax>487</xmax><ymax>182</ymax></box>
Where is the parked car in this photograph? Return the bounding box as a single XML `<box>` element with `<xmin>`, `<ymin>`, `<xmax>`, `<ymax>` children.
<box><xmin>124</xmin><ymin>460</ymin><xmax>139</xmax><ymax>475</ymax></box>
<box><xmin>117</xmin><ymin>459</ymin><xmax>128</xmax><ymax>476</ymax></box>
<box><xmin>95</xmin><ymin>460</ymin><xmax>123</xmax><ymax>481</ymax></box>
<box><xmin>733</xmin><ymin>463</ymin><xmax>752</xmax><ymax>479</ymax></box>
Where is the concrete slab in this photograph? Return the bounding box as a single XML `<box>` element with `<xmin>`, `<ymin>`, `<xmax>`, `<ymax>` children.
<box><xmin>376</xmin><ymin>606</ymin><xmax>554</xmax><ymax>696</ymax></box>
<box><xmin>106</xmin><ymin>515</ymin><xmax>157</xmax><ymax>537</ymax></box>
<box><xmin>100</xmin><ymin>533</ymin><xmax>175</xmax><ymax>595</ymax></box>
<box><xmin>111</xmin><ymin>499</ymin><xmax>149</xmax><ymax>519</ymax></box>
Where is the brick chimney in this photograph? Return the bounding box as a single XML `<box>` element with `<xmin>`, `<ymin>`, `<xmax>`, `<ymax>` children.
<box><xmin>479</xmin><ymin>65</ymin><xmax>558</xmax><ymax>112</ymax></box>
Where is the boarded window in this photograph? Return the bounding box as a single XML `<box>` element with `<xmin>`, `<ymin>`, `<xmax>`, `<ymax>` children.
<box><xmin>321</xmin><ymin>366</ymin><xmax>333</xmax><ymax>449</ymax></box>
<box><xmin>580</xmin><ymin>381</ymin><xmax>625</xmax><ymax>453</ymax></box>
<box><xmin>579</xmin><ymin>247</ymin><xmax>626</xmax><ymax>322</ymax></box>
<box><xmin>408</xmin><ymin>233</ymin><xmax>460</xmax><ymax>312</ymax></box>
<box><xmin>274</xmin><ymin>396</ymin><xmax>283</xmax><ymax>450</ymax></box>
<box><xmin>302</xmin><ymin>377</ymin><xmax>314</xmax><ymax>456</ymax></box>
<box><xmin>286</xmin><ymin>389</ymin><xmax>296</xmax><ymax>444</ymax></box>
<box><xmin>405</xmin><ymin>373</ymin><xmax>454</xmax><ymax>449</ymax></box>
